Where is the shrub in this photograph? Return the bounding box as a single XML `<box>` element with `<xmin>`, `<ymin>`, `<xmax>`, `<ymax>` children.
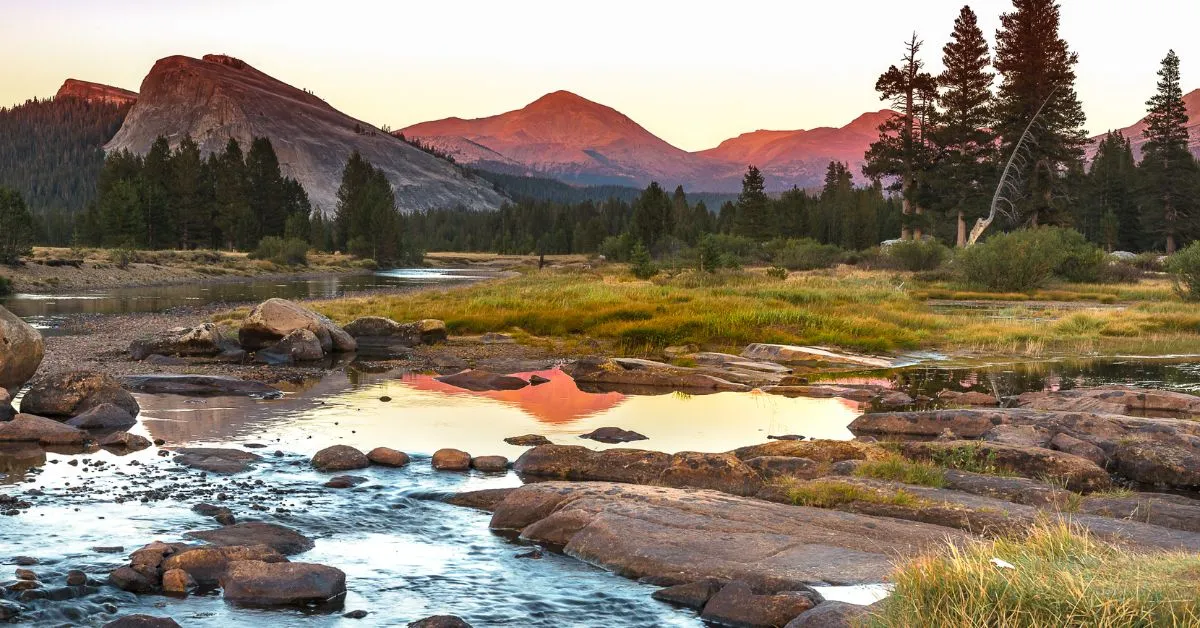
<box><xmin>629</xmin><ymin>242</ymin><xmax>658</xmax><ymax>280</ymax></box>
<box><xmin>0</xmin><ymin>275</ymin><xmax>11</xmax><ymax>296</ymax></box>
<box><xmin>765</xmin><ymin>266</ymin><xmax>789</xmax><ymax>280</ymax></box>
<box><xmin>1169</xmin><ymin>242</ymin><xmax>1200</xmax><ymax>302</ymax></box>
<box><xmin>767</xmin><ymin>238</ymin><xmax>844</xmax><ymax>270</ymax></box>
<box><xmin>250</xmin><ymin>236</ymin><xmax>309</xmax><ymax>266</ymax></box>
<box><xmin>599</xmin><ymin>233</ymin><xmax>636</xmax><ymax>262</ymax></box>
<box><xmin>958</xmin><ymin>227</ymin><xmax>1106</xmax><ymax>291</ymax></box>
<box><xmin>884</xmin><ymin>239</ymin><xmax>951</xmax><ymax>271</ymax></box>
<box><xmin>109</xmin><ymin>247</ymin><xmax>134</xmax><ymax>270</ymax></box>
<box><xmin>696</xmin><ymin>234</ymin><xmax>756</xmax><ymax>272</ymax></box>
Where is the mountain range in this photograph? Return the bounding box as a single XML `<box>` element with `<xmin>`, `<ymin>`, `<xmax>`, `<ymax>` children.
<box><xmin>102</xmin><ymin>54</ymin><xmax>506</xmax><ymax>214</ymax></box>
<box><xmin>1087</xmin><ymin>88</ymin><xmax>1200</xmax><ymax>160</ymax></box>
<box><xmin>401</xmin><ymin>91</ymin><xmax>894</xmax><ymax>193</ymax></box>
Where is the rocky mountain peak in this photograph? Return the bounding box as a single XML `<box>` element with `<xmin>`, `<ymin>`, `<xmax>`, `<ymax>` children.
<box><xmin>55</xmin><ymin>79</ymin><xmax>137</xmax><ymax>106</ymax></box>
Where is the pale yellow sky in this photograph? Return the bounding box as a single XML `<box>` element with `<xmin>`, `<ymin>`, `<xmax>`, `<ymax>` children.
<box><xmin>2</xmin><ymin>0</ymin><xmax>1196</xmax><ymax>151</ymax></box>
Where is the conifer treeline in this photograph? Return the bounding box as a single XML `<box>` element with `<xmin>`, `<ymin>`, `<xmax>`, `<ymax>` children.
<box><xmin>79</xmin><ymin>136</ymin><xmax>313</xmax><ymax>250</ymax></box>
<box><xmin>0</xmin><ymin>96</ymin><xmax>130</xmax><ymax>244</ymax></box>
<box><xmin>863</xmin><ymin>2</ymin><xmax>1200</xmax><ymax>252</ymax></box>
<box><xmin>405</xmin><ymin>164</ymin><xmax>902</xmax><ymax>255</ymax></box>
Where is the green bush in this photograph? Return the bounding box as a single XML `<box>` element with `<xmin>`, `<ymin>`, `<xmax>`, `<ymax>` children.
<box><xmin>1169</xmin><ymin>242</ymin><xmax>1200</xmax><ymax>302</ymax></box>
<box><xmin>629</xmin><ymin>242</ymin><xmax>658</xmax><ymax>280</ymax></box>
<box><xmin>885</xmin><ymin>240</ymin><xmax>951</xmax><ymax>271</ymax></box>
<box><xmin>250</xmin><ymin>236</ymin><xmax>309</xmax><ymax>266</ymax></box>
<box><xmin>767</xmin><ymin>238</ymin><xmax>844</xmax><ymax>270</ymax></box>
<box><xmin>109</xmin><ymin>247</ymin><xmax>134</xmax><ymax>270</ymax></box>
<box><xmin>0</xmin><ymin>275</ymin><xmax>12</xmax><ymax>296</ymax></box>
<box><xmin>599</xmin><ymin>233</ymin><xmax>636</xmax><ymax>262</ymax></box>
<box><xmin>696</xmin><ymin>234</ymin><xmax>756</xmax><ymax>272</ymax></box>
<box><xmin>765</xmin><ymin>266</ymin><xmax>789</xmax><ymax>280</ymax></box>
<box><xmin>958</xmin><ymin>228</ymin><xmax>1107</xmax><ymax>292</ymax></box>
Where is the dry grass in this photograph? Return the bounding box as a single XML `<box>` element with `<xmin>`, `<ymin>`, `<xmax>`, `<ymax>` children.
<box><xmin>854</xmin><ymin>454</ymin><xmax>947</xmax><ymax>488</ymax></box>
<box><xmin>304</xmin><ymin>266</ymin><xmax>1200</xmax><ymax>357</ymax></box>
<box><xmin>870</xmin><ymin>521</ymin><xmax>1200</xmax><ymax>627</ymax></box>
<box><xmin>778</xmin><ymin>478</ymin><xmax>930</xmax><ymax>509</ymax></box>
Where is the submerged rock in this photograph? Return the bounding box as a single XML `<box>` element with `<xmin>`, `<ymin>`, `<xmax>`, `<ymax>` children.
<box><xmin>255</xmin><ymin>329</ymin><xmax>324</xmax><ymax>364</ymax></box>
<box><xmin>162</xmin><ymin>545</ymin><xmax>286</xmax><ymax>585</ymax></box>
<box><xmin>102</xmin><ymin>615</ymin><xmax>182</xmax><ymax>628</ymax></box>
<box><xmin>220</xmin><ymin>560</ymin><xmax>346</xmax><ymax>607</ymax></box>
<box><xmin>408</xmin><ymin>616</ymin><xmax>473</xmax><ymax>628</ymax></box>
<box><xmin>174</xmin><ymin>448</ymin><xmax>261</xmax><ymax>474</ymax></box>
<box><xmin>161</xmin><ymin>568</ymin><xmax>196</xmax><ymax>595</ymax></box>
<box><xmin>0</xmin><ymin>390</ymin><xmax>14</xmax><ymax>422</ymax></box>
<box><xmin>504</xmin><ymin>434</ymin><xmax>552</xmax><ymax>447</ymax></box>
<box><xmin>129</xmin><ymin>322</ymin><xmax>230</xmax><ymax>361</ymax></box>
<box><xmin>324</xmin><ymin>475</ymin><xmax>368</xmax><ymax>489</ymax></box>
<box><xmin>186</xmin><ymin>522</ymin><xmax>314</xmax><ymax>555</ymax></box>
<box><xmin>740</xmin><ymin>344</ymin><xmax>891</xmax><ymax>369</ymax></box>
<box><xmin>435</xmin><ymin>370</ymin><xmax>529</xmax><ymax>392</ymax></box>
<box><xmin>786</xmin><ymin>601</ymin><xmax>872</xmax><ymax>627</ymax></box>
<box><xmin>446</xmin><ymin>488</ymin><xmax>517</xmax><ymax>512</ymax></box>
<box><xmin>20</xmin><ymin>371</ymin><xmax>139</xmax><ymax>420</ymax></box>
<box><xmin>579</xmin><ymin>427</ymin><xmax>647</xmax><ymax>443</ymax></box>
<box><xmin>99</xmin><ymin>431</ymin><xmax>152</xmax><ymax>451</ymax></box>
<box><xmin>651</xmin><ymin>578</ymin><xmax>724</xmax><ymax>609</ymax></box>
<box><xmin>311</xmin><ymin>445</ymin><xmax>369</xmax><ymax>472</ymax></box>
<box><xmin>344</xmin><ymin>316</ymin><xmax>448</xmax><ymax>346</ymax></box>
<box><xmin>0</xmin><ymin>305</ymin><xmax>44</xmax><ymax>394</ymax></box>
<box><xmin>120</xmin><ymin>375</ymin><xmax>282</xmax><ymax>397</ymax></box>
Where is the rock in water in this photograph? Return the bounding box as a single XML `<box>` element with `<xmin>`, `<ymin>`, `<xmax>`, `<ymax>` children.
<box><xmin>65</xmin><ymin>403</ymin><xmax>137</xmax><ymax>430</ymax></box>
<box><xmin>255</xmin><ymin>329</ymin><xmax>325</xmax><ymax>364</ymax></box>
<box><xmin>580</xmin><ymin>427</ymin><xmax>648</xmax><ymax>443</ymax></box>
<box><xmin>238</xmin><ymin>298</ymin><xmax>355</xmax><ymax>353</ymax></box>
<box><xmin>220</xmin><ymin>560</ymin><xmax>346</xmax><ymax>607</ymax></box>
<box><xmin>0</xmin><ymin>414</ymin><xmax>91</xmax><ymax>445</ymax></box>
<box><xmin>432</xmin><ymin>449</ymin><xmax>472</xmax><ymax>471</ymax></box>
<box><xmin>785</xmin><ymin>601</ymin><xmax>873</xmax><ymax>627</ymax></box>
<box><xmin>120</xmin><ymin>375</ymin><xmax>282</xmax><ymax>397</ymax></box>
<box><xmin>407</xmin><ymin>617</ymin><xmax>473</xmax><ymax>628</ymax></box>
<box><xmin>0</xmin><ymin>389</ymin><xmax>14</xmax><ymax>422</ymax></box>
<box><xmin>0</xmin><ymin>305</ymin><xmax>44</xmax><ymax>394</ymax></box>
<box><xmin>312</xmin><ymin>445</ymin><xmax>370</xmax><ymax>471</ymax></box>
<box><xmin>435</xmin><ymin>370</ymin><xmax>529</xmax><ymax>392</ymax></box>
<box><xmin>102</xmin><ymin>616</ymin><xmax>182</xmax><ymax>628</ymax></box>
<box><xmin>129</xmin><ymin>322</ymin><xmax>230</xmax><ymax>360</ymax></box>
<box><xmin>186</xmin><ymin>522</ymin><xmax>314</xmax><ymax>555</ymax></box>
<box><xmin>470</xmin><ymin>456</ymin><xmax>509</xmax><ymax>472</ymax></box>
<box><xmin>19</xmin><ymin>371</ymin><xmax>140</xmax><ymax>420</ymax></box>
<box><xmin>344</xmin><ymin>316</ymin><xmax>448</xmax><ymax>345</ymax></box>
<box><xmin>174</xmin><ymin>448</ymin><xmax>261</xmax><ymax>474</ymax></box>
<box><xmin>104</xmin><ymin>54</ymin><xmax>505</xmax><ymax>216</ymax></box>
<box><xmin>699</xmin><ymin>581</ymin><xmax>818</xmax><ymax>627</ymax></box>
<box><xmin>367</xmin><ymin>447</ymin><xmax>410</xmax><ymax>467</ymax></box>
<box><xmin>504</xmin><ymin>434</ymin><xmax>552</xmax><ymax>447</ymax></box>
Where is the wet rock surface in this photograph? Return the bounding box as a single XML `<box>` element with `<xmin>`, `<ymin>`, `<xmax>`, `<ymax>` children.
<box><xmin>432</xmin><ymin>448</ymin><xmax>472</xmax><ymax>471</ymax></box>
<box><xmin>504</xmin><ymin>434</ymin><xmax>552</xmax><ymax>447</ymax></box>
<box><xmin>564</xmin><ymin>357</ymin><xmax>750</xmax><ymax>394</ymax></box>
<box><xmin>699</xmin><ymin>580</ymin><xmax>819</xmax><ymax>628</ymax></box>
<box><xmin>579</xmin><ymin>426</ymin><xmax>647</xmax><ymax>443</ymax></box>
<box><xmin>311</xmin><ymin>445</ymin><xmax>369</xmax><ymax>472</ymax></box>
<box><xmin>238</xmin><ymin>298</ymin><xmax>356</xmax><ymax>354</ymax></box>
<box><xmin>120</xmin><ymin>375</ymin><xmax>282</xmax><ymax>397</ymax></box>
<box><xmin>20</xmin><ymin>371</ymin><xmax>140</xmax><ymax>420</ymax></box>
<box><xmin>174</xmin><ymin>448</ymin><xmax>261</xmax><ymax>474</ymax></box>
<box><xmin>435</xmin><ymin>370</ymin><xmax>529</xmax><ymax>392</ymax></box>
<box><xmin>129</xmin><ymin>322</ymin><xmax>231</xmax><ymax>361</ymax></box>
<box><xmin>220</xmin><ymin>560</ymin><xmax>346</xmax><ymax>607</ymax></box>
<box><xmin>491</xmin><ymin>481</ymin><xmax>968</xmax><ymax>587</ymax></box>
<box><xmin>185</xmin><ymin>522</ymin><xmax>315</xmax><ymax>555</ymax></box>
<box><xmin>366</xmin><ymin>446</ymin><xmax>410</xmax><ymax>467</ymax></box>
<box><xmin>0</xmin><ymin>413</ymin><xmax>93</xmax><ymax>446</ymax></box>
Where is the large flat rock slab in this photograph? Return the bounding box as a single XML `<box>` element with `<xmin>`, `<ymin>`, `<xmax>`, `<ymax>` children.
<box><xmin>121</xmin><ymin>375</ymin><xmax>282</xmax><ymax>397</ymax></box>
<box><xmin>489</xmin><ymin>482</ymin><xmax>967</xmax><ymax>588</ymax></box>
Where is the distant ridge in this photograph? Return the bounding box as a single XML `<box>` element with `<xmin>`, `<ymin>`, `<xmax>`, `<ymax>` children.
<box><xmin>1088</xmin><ymin>88</ymin><xmax>1200</xmax><ymax>161</ymax></box>
<box><xmin>55</xmin><ymin>79</ymin><xmax>137</xmax><ymax>106</ymax></box>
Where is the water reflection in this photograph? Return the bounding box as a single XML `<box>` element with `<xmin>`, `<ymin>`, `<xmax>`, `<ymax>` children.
<box><xmin>0</xmin><ymin>268</ymin><xmax>491</xmax><ymax>329</ymax></box>
<box><xmin>136</xmin><ymin>369</ymin><xmax>862</xmax><ymax>456</ymax></box>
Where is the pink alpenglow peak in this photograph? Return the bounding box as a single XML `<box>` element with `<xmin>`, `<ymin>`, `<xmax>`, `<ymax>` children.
<box><xmin>55</xmin><ymin>79</ymin><xmax>138</xmax><ymax>106</ymax></box>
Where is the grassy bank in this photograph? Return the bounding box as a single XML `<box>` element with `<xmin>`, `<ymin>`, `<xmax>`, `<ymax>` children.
<box><xmin>870</xmin><ymin>522</ymin><xmax>1200</xmax><ymax>627</ymax></box>
<box><xmin>2</xmin><ymin>247</ymin><xmax>369</xmax><ymax>293</ymax></box>
<box><xmin>307</xmin><ymin>265</ymin><xmax>1200</xmax><ymax>357</ymax></box>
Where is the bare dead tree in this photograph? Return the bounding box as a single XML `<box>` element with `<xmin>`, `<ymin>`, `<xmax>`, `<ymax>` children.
<box><xmin>967</xmin><ymin>87</ymin><xmax>1059</xmax><ymax>246</ymax></box>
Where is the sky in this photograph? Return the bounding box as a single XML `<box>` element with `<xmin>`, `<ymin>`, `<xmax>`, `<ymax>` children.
<box><xmin>2</xmin><ymin>0</ymin><xmax>1197</xmax><ymax>151</ymax></box>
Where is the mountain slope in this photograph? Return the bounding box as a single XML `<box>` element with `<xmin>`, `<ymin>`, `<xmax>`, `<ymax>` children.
<box><xmin>55</xmin><ymin>79</ymin><xmax>138</xmax><ymax>106</ymax></box>
<box><xmin>401</xmin><ymin>90</ymin><xmax>723</xmax><ymax>189</ymax></box>
<box><xmin>402</xmin><ymin>92</ymin><xmax>891</xmax><ymax>192</ymax></box>
<box><xmin>106</xmin><ymin>54</ymin><xmax>506</xmax><ymax>213</ymax></box>
<box><xmin>699</xmin><ymin>110</ymin><xmax>893</xmax><ymax>186</ymax></box>
<box><xmin>1088</xmin><ymin>88</ymin><xmax>1200</xmax><ymax>161</ymax></box>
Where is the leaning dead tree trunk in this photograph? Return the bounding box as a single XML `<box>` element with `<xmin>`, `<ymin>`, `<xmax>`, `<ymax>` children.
<box><xmin>967</xmin><ymin>88</ymin><xmax>1059</xmax><ymax>246</ymax></box>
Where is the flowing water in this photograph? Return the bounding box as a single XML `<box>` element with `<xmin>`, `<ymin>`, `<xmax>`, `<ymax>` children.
<box><xmin>0</xmin><ymin>268</ymin><xmax>490</xmax><ymax>332</ymax></box>
<box><xmin>4</xmin><ymin>274</ymin><xmax>1200</xmax><ymax>626</ymax></box>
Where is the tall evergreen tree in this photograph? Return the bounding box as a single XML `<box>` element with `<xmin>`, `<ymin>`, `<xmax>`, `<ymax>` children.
<box><xmin>0</xmin><ymin>187</ymin><xmax>34</xmax><ymax>264</ymax></box>
<box><xmin>993</xmin><ymin>0</ymin><xmax>1087</xmax><ymax>227</ymax></box>
<box><xmin>1086</xmin><ymin>132</ymin><xmax>1140</xmax><ymax>251</ymax></box>
<box><xmin>171</xmin><ymin>135</ymin><xmax>207</xmax><ymax>249</ymax></box>
<box><xmin>630</xmin><ymin>182</ymin><xmax>674</xmax><ymax>249</ymax></box>
<box><xmin>212</xmin><ymin>139</ymin><xmax>251</xmax><ymax>249</ymax></box>
<box><xmin>863</xmin><ymin>34</ymin><xmax>938</xmax><ymax>239</ymax></box>
<box><xmin>930</xmin><ymin>5</ymin><xmax>996</xmax><ymax>246</ymax></box>
<box><xmin>246</xmin><ymin>137</ymin><xmax>287</xmax><ymax>243</ymax></box>
<box><xmin>141</xmin><ymin>137</ymin><xmax>174</xmax><ymax>249</ymax></box>
<box><xmin>1140</xmin><ymin>50</ymin><xmax>1198</xmax><ymax>253</ymax></box>
<box><xmin>732</xmin><ymin>165</ymin><xmax>772</xmax><ymax>239</ymax></box>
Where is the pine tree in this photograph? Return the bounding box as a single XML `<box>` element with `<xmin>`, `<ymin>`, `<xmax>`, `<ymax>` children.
<box><xmin>212</xmin><ymin>139</ymin><xmax>251</xmax><ymax>249</ymax></box>
<box><xmin>732</xmin><ymin>166</ymin><xmax>772</xmax><ymax>239</ymax></box>
<box><xmin>930</xmin><ymin>6</ymin><xmax>997</xmax><ymax>246</ymax></box>
<box><xmin>171</xmin><ymin>135</ymin><xmax>207</xmax><ymax>249</ymax></box>
<box><xmin>246</xmin><ymin>137</ymin><xmax>286</xmax><ymax>243</ymax></box>
<box><xmin>1086</xmin><ymin>132</ymin><xmax>1140</xmax><ymax>250</ymax></box>
<box><xmin>630</xmin><ymin>182</ymin><xmax>673</xmax><ymax>250</ymax></box>
<box><xmin>1140</xmin><ymin>50</ymin><xmax>1198</xmax><ymax>253</ymax></box>
<box><xmin>0</xmin><ymin>187</ymin><xmax>34</xmax><ymax>264</ymax></box>
<box><xmin>864</xmin><ymin>34</ymin><xmax>938</xmax><ymax>239</ymax></box>
<box><xmin>993</xmin><ymin>0</ymin><xmax>1088</xmax><ymax>227</ymax></box>
<box><xmin>141</xmin><ymin>137</ymin><xmax>174</xmax><ymax>249</ymax></box>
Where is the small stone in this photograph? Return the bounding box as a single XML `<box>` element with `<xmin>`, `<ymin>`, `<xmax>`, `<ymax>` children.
<box><xmin>515</xmin><ymin>549</ymin><xmax>543</xmax><ymax>560</ymax></box>
<box><xmin>470</xmin><ymin>456</ymin><xmax>509</xmax><ymax>473</ymax></box>
<box><xmin>528</xmin><ymin>374</ymin><xmax>551</xmax><ymax>386</ymax></box>
<box><xmin>161</xmin><ymin>568</ymin><xmax>196</xmax><ymax>595</ymax></box>
<box><xmin>324</xmin><ymin>475</ymin><xmax>368</xmax><ymax>489</ymax></box>
<box><xmin>12</xmin><ymin>556</ymin><xmax>38</xmax><ymax>566</ymax></box>
<box><xmin>312</xmin><ymin>445</ymin><xmax>369</xmax><ymax>472</ymax></box>
<box><xmin>66</xmin><ymin>570</ymin><xmax>87</xmax><ymax>586</ymax></box>
<box><xmin>15</xmin><ymin>568</ymin><xmax>36</xmax><ymax>581</ymax></box>
<box><xmin>768</xmin><ymin>434</ymin><xmax>806</xmax><ymax>441</ymax></box>
<box><xmin>367</xmin><ymin>447</ymin><xmax>410</xmax><ymax>467</ymax></box>
<box><xmin>379</xmin><ymin>396</ymin><xmax>392</xmax><ymax>402</ymax></box>
<box><xmin>408</xmin><ymin>616</ymin><xmax>473</xmax><ymax>628</ymax></box>
<box><xmin>344</xmin><ymin>610</ymin><xmax>369</xmax><ymax>619</ymax></box>
<box><xmin>102</xmin><ymin>615</ymin><xmax>182</xmax><ymax>628</ymax></box>
<box><xmin>431</xmin><ymin>449</ymin><xmax>471</xmax><ymax>471</ymax></box>
<box><xmin>579</xmin><ymin>427</ymin><xmax>648</xmax><ymax>444</ymax></box>
<box><xmin>504</xmin><ymin>434</ymin><xmax>552</xmax><ymax>447</ymax></box>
